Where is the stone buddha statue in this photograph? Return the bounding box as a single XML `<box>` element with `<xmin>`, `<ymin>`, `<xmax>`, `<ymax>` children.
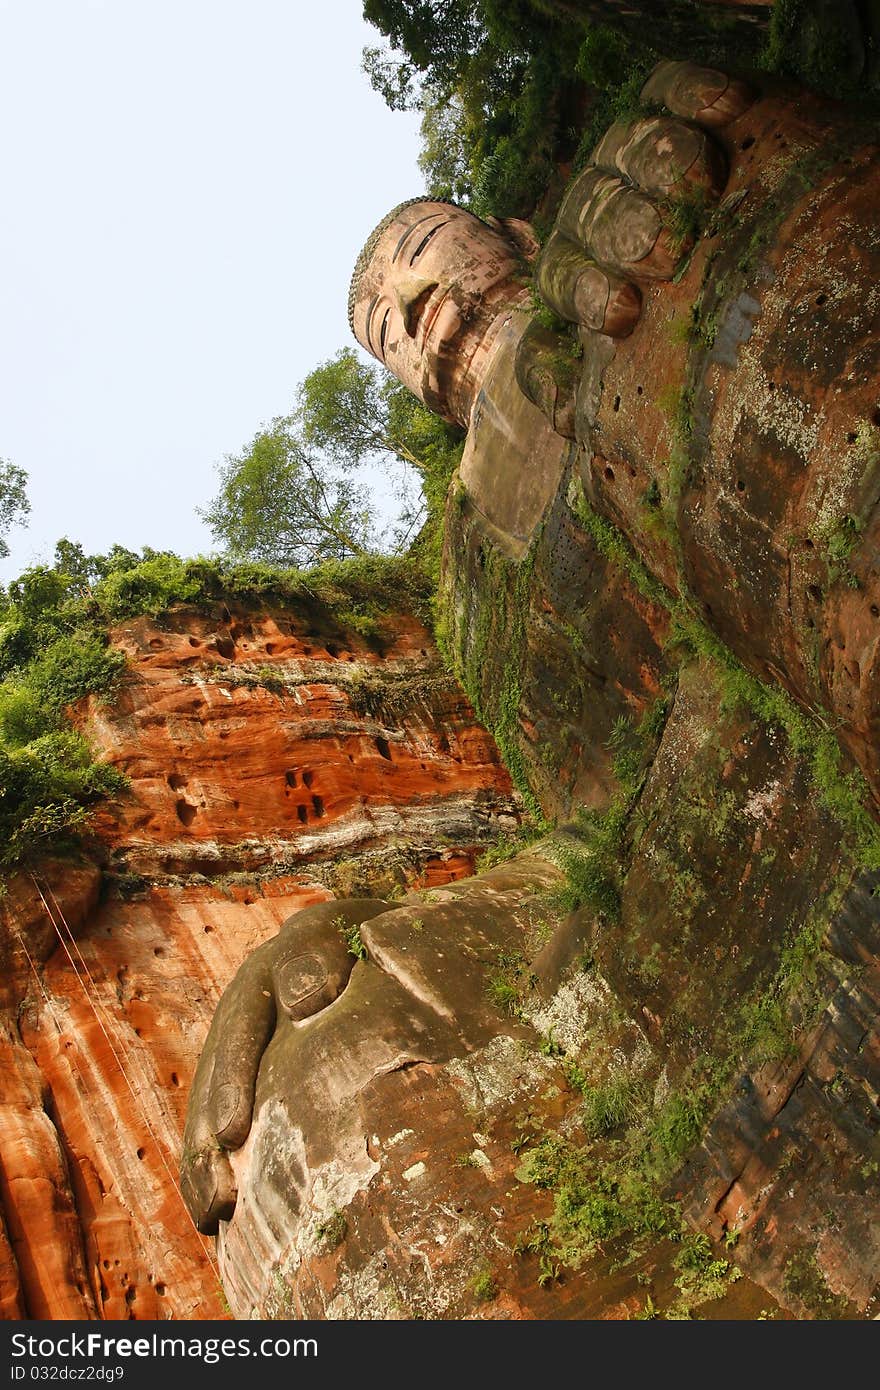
<box><xmin>182</xmin><ymin>59</ymin><xmax>880</xmax><ymax>1319</ymax></box>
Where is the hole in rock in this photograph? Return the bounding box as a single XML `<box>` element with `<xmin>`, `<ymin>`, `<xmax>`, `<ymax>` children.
<box><xmin>636</xmin><ymin>385</ymin><xmax>643</xmax><ymax>396</ymax></box>
<box><xmin>736</xmin><ymin>479</ymin><xmax>746</xmax><ymax>492</ymax></box>
<box><xmin>153</xmin><ymin>947</ymin><xmax>165</xmax><ymax>957</ymax></box>
<box><xmin>203</xmin><ymin>923</ymin><xmax>214</xmax><ymax>933</ymax></box>
<box><xmin>740</xmin><ymin>135</ymin><xmax>755</xmax><ymax>150</ymax></box>
<box><xmin>613</xmin><ymin>395</ymin><xmax>621</xmax><ymax>412</ymax></box>
<box><xmin>806</xmin><ymin>617</ymin><xmax>815</xmax><ymax>629</ymax></box>
<box><xmin>175</xmin><ymin>800</ymin><xmax>197</xmax><ymax>827</ymax></box>
<box><xmin>302</xmin><ymin>645</ymin><xmax>312</xmax><ymax>657</ymax></box>
<box><xmin>215</xmin><ymin>636</ymin><xmax>235</xmax><ymax>659</ymax></box>
<box><xmin>325</xmin><ymin>643</ymin><xmax>339</xmax><ymax>658</ymax></box>
<box><xmin>125</xmin><ymin>1287</ymin><xmax>136</xmax><ymax>1304</ymax></box>
<box><xmin>155</xmin><ymin>1284</ymin><xmax>166</xmax><ymax>1297</ymax></box>
<box><xmin>136</xmin><ymin>1148</ymin><xmax>145</xmax><ymax>1161</ymax></box>
<box><xmin>302</xmin><ymin>770</ymin><xmax>314</xmax><ymax>789</ymax></box>
<box><xmin>265</xmin><ymin>642</ymin><xmax>276</xmax><ymax>655</ymax></box>
<box><xmin>188</xmin><ymin>637</ymin><xmax>199</xmax><ymax>648</ymax></box>
<box><xmin>847</xmin><ymin>432</ymin><xmax>857</xmax><ymax>443</ymax></box>
<box><xmin>170</xmin><ymin>1073</ymin><xmax>179</xmax><ymax>1087</ymax></box>
<box><xmin>167</xmin><ymin>773</ymin><xmax>186</xmax><ymax>790</ymax></box>
<box><xmin>297</xmin><ymin>805</ymin><xmax>308</xmax><ymax>824</ymax></box>
<box><xmin>807</xmin><ymin>585</ymin><xmax>823</xmax><ymax>603</ymax></box>
<box><xmin>804</xmin><ymin>537</ymin><xmax>814</xmax><ymax>549</ymax></box>
<box><xmin>149</xmin><ymin>639</ymin><xmax>163</xmax><ymax>650</ymax></box>
<box><xmin>815</xmin><ymin>293</ymin><xmax>827</xmax><ymax>306</ymax></box>
<box><xmin>103</xmin><ymin>1261</ymin><xmax>110</xmax><ymax>1270</ymax></box>
<box><xmin>375</xmin><ymin>736</ymin><xmax>392</xmax><ymax>760</ymax></box>
<box><xmin>311</xmin><ymin>795</ymin><xmax>326</xmax><ymax>817</ymax></box>
<box><xmin>604</xmin><ymin>466</ymin><xmax>615</xmax><ymax>482</ymax></box>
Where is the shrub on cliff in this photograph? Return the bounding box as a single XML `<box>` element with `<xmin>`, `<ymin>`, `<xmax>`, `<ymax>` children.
<box><xmin>0</xmin><ymin>732</ymin><xmax>126</xmax><ymax>872</ymax></box>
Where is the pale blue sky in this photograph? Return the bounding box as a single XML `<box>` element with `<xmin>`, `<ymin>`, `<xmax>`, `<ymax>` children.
<box><xmin>0</xmin><ymin>0</ymin><xmax>422</xmax><ymax>579</ymax></box>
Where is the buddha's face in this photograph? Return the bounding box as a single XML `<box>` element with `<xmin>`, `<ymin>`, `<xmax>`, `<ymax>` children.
<box><xmin>351</xmin><ymin>201</ymin><xmax>528</xmax><ymax>426</ymax></box>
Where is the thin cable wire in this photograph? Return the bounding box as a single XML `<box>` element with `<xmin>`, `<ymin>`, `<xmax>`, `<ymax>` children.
<box><xmin>30</xmin><ymin>875</ymin><xmax>220</xmax><ymax>1276</ymax></box>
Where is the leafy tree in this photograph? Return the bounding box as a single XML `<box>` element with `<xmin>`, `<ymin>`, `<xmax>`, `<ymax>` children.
<box><xmin>296</xmin><ymin>348</ymin><xmax>459</xmax><ymax>474</ymax></box>
<box><xmin>295</xmin><ymin>348</ymin><xmax>464</xmax><ymax>556</ymax></box>
<box><xmin>200</xmin><ymin>418</ymin><xmax>375</xmax><ymax>568</ymax></box>
<box><xmin>0</xmin><ymin>460</ymin><xmax>30</xmax><ymax>559</ymax></box>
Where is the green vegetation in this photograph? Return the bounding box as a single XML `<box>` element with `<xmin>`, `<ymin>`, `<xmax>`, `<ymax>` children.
<box><xmin>761</xmin><ymin>0</ymin><xmax>878</xmax><ymax>98</ymax></box>
<box><xmin>201</xmin><ymin>349</ymin><xmax>463</xmax><ymax>583</ymax></box>
<box><xmin>470</xmin><ymin>1267</ymin><xmax>498</xmax><ymax>1302</ymax></box>
<box><xmin>817</xmin><ymin>513</ymin><xmax>861</xmax><ymax>589</ymax></box>
<box><xmin>439</xmin><ymin>528</ymin><xmax>548</xmax><ymax>821</ymax></box>
<box><xmin>552</xmin><ymin>701</ymin><xmax>668</xmax><ymax>920</ymax></box>
<box><xmin>782</xmin><ymin>1246</ymin><xmax>852</xmax><ymax>1318</ymax></box>
<box><xmin>486</xmin><ymin>947</ymin><xmax>532</xmax><ymax>1018</ymax></box>
<box><xmin>474</xmin><ymin>819</ymin><xmax>546</xmax><ymax>872</ymax></box>
<box><xmin>0</xmin><ymin>460</ymin><xmax>30</xmax><ymax>560</ymax></box>
<box><xmin>199</xmin><ymin>416</ymin><xmax>375</xmax><ymax>568</ymax></box>
<box><xmin>513</xmin><ymin>1062</ymin><xmax>748</xmax><ymax>1312</ymax></box>
<box><xmin>0</xmin><ymin>557</ymin><xmax>129</xmax><ymax>877</ymax></box>
<box><xmin>571</xmin><ymin>26</ymin><xmax>657</xmax><ymax>171</ymax></box>
<box><xmin>315</xmin><ymin>1210</ymin><xmax>348</xmax><ymax>1250</ymax></box>
<box><xmin>662</xmin><ymin>187</ymin><xmax>711</xmax><ymax>256</ymax></box>
<box><xmin>335</xmin><ymin>915</ymin><xmax>368</xmax><ymax>961</ymax></box>
<box><xmin>581</xmin><ymin>1074</ymin><xmax>648</xmax><ymax>1139</ymax></box>
<box><xmin>364</xmin><ymin>0</ymin><xmax>589</xmax><ymax>217</ymax></box>
<box><xmin>363</xmin><ymin>1</ymin><xmax>774</xmax><ymax>219</ymax></box>
<box><xmin>569</xmin><ymin>482</ymin><xmax>880</xmax><ymax>874</ymax></box>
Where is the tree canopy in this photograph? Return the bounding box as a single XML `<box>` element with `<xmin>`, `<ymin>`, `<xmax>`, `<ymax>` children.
<box><xmin>201</xmin><ymin>350</ymin><xmax>464</xmax><ymax>574</ymax></box>
<box><xmin>199</xmin><ymin>418</ymin><xmax>375</xmax><ymax>568</ymax></box>
<box><xmin>0</xmin><ymin>460</ymin><xmax>30</xmax><ymax>560</ymax></box>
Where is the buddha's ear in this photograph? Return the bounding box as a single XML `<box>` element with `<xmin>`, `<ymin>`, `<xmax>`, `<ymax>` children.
<box><xmin>486</xmin><ymin>216</ymin><xmax>541</xmax><ymax>263</ymax></box>
<box><xmin>394</xmin><ymin>277</ymin><xmax>438</xmax><ymax>337</ymax></box>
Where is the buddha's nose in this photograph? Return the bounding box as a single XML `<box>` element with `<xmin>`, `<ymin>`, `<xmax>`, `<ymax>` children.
<box><xmin>395</xmin><ymin>276</ymin><xmax>439</xmax><ymax>338</ymax></box>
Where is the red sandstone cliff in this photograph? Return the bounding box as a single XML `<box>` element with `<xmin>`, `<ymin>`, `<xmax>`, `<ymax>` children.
<box><xmin>0</xmin><ymin>599</ymin><xmax>519</xmax><ymax>1320</ymax></box>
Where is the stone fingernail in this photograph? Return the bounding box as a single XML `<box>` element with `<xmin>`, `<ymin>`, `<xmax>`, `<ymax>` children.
<box><xmin>211</xmin><ymin>1082</ymin><xmax>244</xmax><ymax>1140</ymax></box>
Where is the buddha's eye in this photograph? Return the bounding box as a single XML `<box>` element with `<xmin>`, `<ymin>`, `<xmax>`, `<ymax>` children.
<box><xmin>409</xmin><ymin>221</ymin><xmax>447</xmax><ymax>265</ymax></box>
<box><xmin>379</xmin><ymin>308</ymin><xmax>391</xmax><ymax>353</ymax></box>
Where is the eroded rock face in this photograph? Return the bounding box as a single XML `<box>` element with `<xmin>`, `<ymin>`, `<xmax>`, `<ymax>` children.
<box><xmin>253</xmin><ymin>57</ymin><xmax>880</xmax><ymax>1320</ymax></box>
<box><xmin>198</xmin><ymin>661</ymin><xmax>879</xmax><ymax>1320</ymax></box>
<box><xmin>0</xmin><ymin>600</ymin><xmax>520</xmax><ymax>1320</ymax></box>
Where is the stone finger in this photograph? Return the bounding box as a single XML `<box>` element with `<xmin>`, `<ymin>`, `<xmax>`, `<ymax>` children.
<box><xmin>271</xmin><ymin>897</ymin><xmax>394</xmax><ymax>1016</ymax></box>
<box><xmin>536</xmin><ymin>229</ymin><xmax>641</xmax><ymax>336</ymax></box>
<box><xmin>555</xmin><ymin>166</ymin><xmax>681</xmax><ymax>282</ymax></box>
<box><xmin>640</xmin><ymin>59</ymin><xmax>756</xmax><ymax>128</ymax></box>
<box><xmin>592</xmin><ymin>113</ymin><xmax>728</xmax><ymax>201</ymax></box>
<box><xmin>179</xmin><ymin>1142</ymin><xmax>237</xmax><ymax>1236</ymax></box>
